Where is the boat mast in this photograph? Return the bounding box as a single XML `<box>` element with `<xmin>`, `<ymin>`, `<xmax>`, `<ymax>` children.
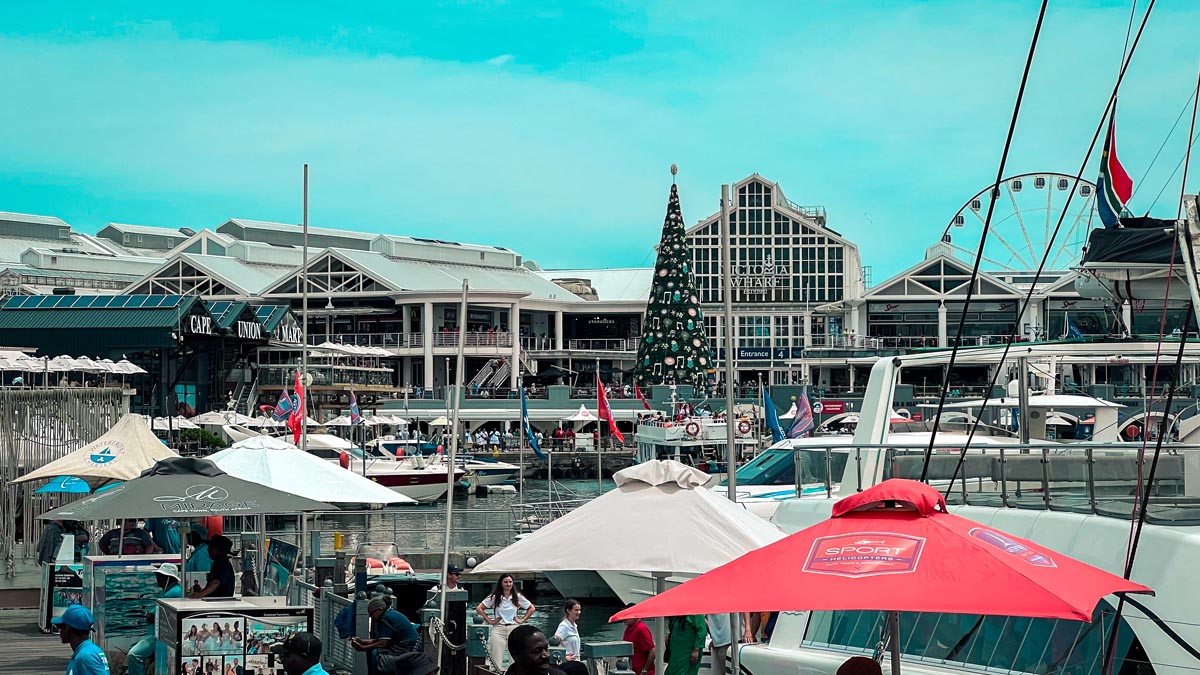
<box><xmin>438</xmin><ymin>278</ymin><xmax>469</xmax><ymax>673</ymax></box>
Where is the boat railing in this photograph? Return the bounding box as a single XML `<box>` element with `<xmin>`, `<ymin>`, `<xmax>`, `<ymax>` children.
<box><xmin>789</xmin><ymin>442</ymin><xmax>1200</xmax><ymax>525</ymax></box>
<box><xmin>510</xmin><ymin>498</ymin><xmax>592</xmax><ymax>534</ymax></box>
<box><xmin>280</xmin><ymin>507</ymin><xmax>521</xmax><ymax>554</ymax></box>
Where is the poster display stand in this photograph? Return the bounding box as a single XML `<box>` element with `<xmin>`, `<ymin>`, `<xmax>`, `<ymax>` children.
<box><xmin>82</xmin><ymin>554</ymin><xmax>181</xmax><ymax>659</ymax></box>
<box><xmin>155</xmin><ymin>597</ymin><xmax>312</xmax><ymax>675</ymax></box>
<box><xmin>40</xmin><ymin>562</ymin><xmax>85</xmax><ymax>632</ymax></box>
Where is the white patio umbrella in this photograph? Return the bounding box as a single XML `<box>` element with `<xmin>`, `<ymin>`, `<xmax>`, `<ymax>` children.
<box><xmin>48</xmin><ymin>355</ymin><xmax>81</xmax><ymax>372</ymax></box>
<box><xmin>474</xmin><ymin>460</ymin><xmax>785</xmax><ymax>675</ymax></box>
<box><xmin>324</xmin><ymin>415</ymin><xmax>353</xmax><ymax>427</ymax></box>
<box><xmin>385</xmin><ymin>414</ymin><xmax>409</xmax><ymax>426</ymax></box>
<box><xmin>429</xmin><ymin>416</ymin><xmax>450</xmax><ymax>427</ymax></box>
<box><xmin>115</xmin><ymin>359</ymin><xmax>147</xmax><ymax>375</ymax></box>
<box><xmin>209</xmin><ymin>436</ymin><xmax>415</xmax><ymax>505</ymax></box>
<box><xmin>190</xmin><ymin>410</ymin><xmax>255</xmax><ymax>426</ymax></box>
<box><xmin>73</xmin><ymin>356</ymin><xmax>107</xmax><ymax>373</ymax></box>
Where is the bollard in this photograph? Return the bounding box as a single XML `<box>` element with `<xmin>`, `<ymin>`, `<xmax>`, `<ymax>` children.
<box><xmin>608</xmin><ymin>657</ymin><xmax>635</xmax><ymax>675</ymax></box>
<box><xmin>467</xmin><ymin>614</ymin><xmax>490</xmax><ymax>659</ymax></box>
<box><xmin>582</xmin><ymin>641</ymin><xmax>633</xmax><ymax>675</ymax></box>
<box><xmin>549</xmin><ymin>646</ymin><xmax>568</xmax><ymax>665</ymax></box>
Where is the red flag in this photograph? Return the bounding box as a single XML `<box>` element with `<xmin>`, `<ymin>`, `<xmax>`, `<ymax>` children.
<box><xmin>597</xmin><ymin>374</ymin><xmax>625</xmax><ymax>444</ymax></box>
<box><xmin>634</xmin><ymin>383</ymin><xmax>652</xmax><ymax>411</ymax></box>
<box><xmin>288</xmin><ymin>369</ymin><xmax>305</xmax><ymax>445</ymax></box>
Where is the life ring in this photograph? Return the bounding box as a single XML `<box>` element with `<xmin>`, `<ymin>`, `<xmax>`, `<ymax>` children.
<box><xmin>737</xmin><ymin>420</ymin><xmax>752</xmax><ymax>436</ymax></box>
<box><xmin>684</xmin><ymin>421</ymin><xmax>701</xmax><ymax>437</ymax></box>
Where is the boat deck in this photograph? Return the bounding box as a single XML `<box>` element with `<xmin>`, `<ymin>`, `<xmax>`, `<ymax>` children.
<box><xmin>1</xmin><ymin>608</ymin><xmax>68</xmax><ymax>675</ymax></box>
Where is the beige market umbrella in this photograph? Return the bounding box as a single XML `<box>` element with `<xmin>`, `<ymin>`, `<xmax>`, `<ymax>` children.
<box><xmin>13</xmin><ymin>414</ymin><xmax>179</xmax><ymax>487</ymax></box>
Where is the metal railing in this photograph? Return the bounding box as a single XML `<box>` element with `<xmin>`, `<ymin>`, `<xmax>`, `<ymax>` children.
<box><xmin>293</xmin><ymin>580</ymin><xmax>357</xmax><ymax>672</ymax></box>
<box><xmin>297</xmin><ymin>506</ymin><xmax>521</xmax><ymax>553</ymax></box>
<box><xmin>566</xmin><ymin>338</ymin><xmax>637</xmax><ymax>351</ymax></box>
<box><xmin>259</xmin><ymin>365</ymin><xmax>395</xmax><ymax>388</ymax></box>
<box><xmin>787</xmin><ymin>442</ymin><xmax>1200</xmax><ymax>525</ymax></box>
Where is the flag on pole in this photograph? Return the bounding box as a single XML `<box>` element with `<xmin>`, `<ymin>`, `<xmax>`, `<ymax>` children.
<box><xmin>1065</xmin><ymin>314</ymin><xmax>1084</xmax><ymax>339</ymax></box>
<box><xmin>288</xmin><ymin>369</ymin><xmax>305</xmax><ymax>445</ymax></box>
<box><xmin>1097</xmin><ymin>110</ymin><xmax>1133</xmax><ymax>228</ymax></box>
<box><xmin>521</xmin><ymin>387</ymin><xmax>545</xmax><ymax>459</ymax></box>
<box><xmin>263</xmin><ymin>383</ymin><xmax>295</xmax><ymax>421</ymax></box>
<box><xmin>764</xmin><ymin>387</ymin><xmax>784</xmax><ymax>444</ymax></box>
<box><xmin>349</xmin><ymin>388</ymin><xmax>362</xmax><ymax>425</ymax></box>
<box><xmin>597</xmin><ymin>374</ymin><xmax>625</xmax><ymax>444</ymax></box>
<box><xmin>634</xmin><ymin>383</ymin><xmax>652</xmax><ymax>411</ymax></box>
<box><xmin>788</xmin><ymin>385</ymin><xmax>815</xmax><ymax>439</ymax></box>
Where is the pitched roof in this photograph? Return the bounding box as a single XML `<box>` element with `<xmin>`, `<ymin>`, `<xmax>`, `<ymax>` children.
<box><xmin>0</xmin><ymin>294</ymin><xmax>201</xmax><ymax>331</ymax></box>
<box><xmin>537</xmin><ymin>268</ymin><xmax>653</xmax><ymax>302</ymax></box>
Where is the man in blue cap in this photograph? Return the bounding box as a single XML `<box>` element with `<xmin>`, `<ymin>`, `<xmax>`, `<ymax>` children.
<box><xmin>53</xmin><ymin>604</ymin><xmax>110</xmax><ymax>675</ymax></box>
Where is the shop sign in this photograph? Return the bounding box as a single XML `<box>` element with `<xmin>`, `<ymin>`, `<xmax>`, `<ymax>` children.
<box><xmin>730</xmin><ymin>254</ymin><xmax>789</xmax><ymax>296</ymax></box>
<box><xmin>467</xmin><ymin>309</ymin><xmax>492</xmax><ymax>323</ymax></box>
<box><xmin>737</xmin><ymin>347</ymin><xmax>772</xmax><ymax>360</ymax></box>
<box><xmin>821</xmin><ymin>400</ymin><xmax>846</xmax><ymax>414</ymax></box>
<box><xmin>235</xmin><ymin>320</ymin><xmax>263</xmax><ymax>340</ymax></box>
<box><xmin>185</xmin><ymin>315</ymin><xmax>213</xmax><ymax>335</ymax></box>
<box><xmin>276</xmin><ymin>321</ymin><xmax>303</xmax><ymax>344</ymax></box>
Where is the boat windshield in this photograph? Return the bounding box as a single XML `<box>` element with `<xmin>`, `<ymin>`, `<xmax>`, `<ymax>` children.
<box><xmin>720</xmin><ymin>447</ymin><xmax>849</xmax><ymax>488</ymax></box>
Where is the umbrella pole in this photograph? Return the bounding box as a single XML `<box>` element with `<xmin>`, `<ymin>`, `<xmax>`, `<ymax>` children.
<box><xmin>888</xmin><ymin>611</ymin><xmax>901</xmax><ymax>675</ymax></box>
<box><xmin>653</xmin><ymin>573</ymin><xmax>667</xmax><ymax>675</ymax></box>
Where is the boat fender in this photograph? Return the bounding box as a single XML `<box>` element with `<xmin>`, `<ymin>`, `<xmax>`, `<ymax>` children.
<box><xmin>684</xmin><ymin>421</ymin><xmax>701</xmax><ymax>437</ymax></box>
<box><xmin>339</xmin><ymin>451</ymin><xmax>351</xmax><ymax>469</ymax></box>
<box><xmin>737</xmin><ymin>420</ymin><xmax>752</xmax><ymax>436</ymax></box>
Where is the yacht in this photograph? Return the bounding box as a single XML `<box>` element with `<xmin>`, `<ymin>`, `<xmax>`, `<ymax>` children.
<box><xmin>735</xmin><ymin>348</ymin><xmax>1200</xmax><ymax>675</ymax></box>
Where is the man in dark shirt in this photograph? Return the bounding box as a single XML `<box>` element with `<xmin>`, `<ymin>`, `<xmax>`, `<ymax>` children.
<box><xmin>505</xmin><ymin>625</ymin><xmax>566</xmax><ymax>675</ymax></box>
<box><xmin>352</xmin><ymin>597</ymin><xmax>425</xmax><ymax>674</ymax></box>
<box><xmin>98</xmin><ymin>520</ymin><xmax>157</xmax><ymax>556</ymax></box>
<box><xmin>192</xmin><ymin>535</ymin><xmax>235</xmax><ymax>598</ymax></box>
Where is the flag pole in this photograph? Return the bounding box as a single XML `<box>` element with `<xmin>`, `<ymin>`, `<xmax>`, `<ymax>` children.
<box><xmin>518</xmin><ymin>374</ymin><xmax>525</xmax><ymax>504</ymax></box>
<box><xmin>720</xmin><ymin>183</ymin><xmax>745</xmax><ymax>662</ymax></box>
<box><xmin>596</xmin><ymin>356</ymin><xmax>603</xmax><ymax>491</ymax></box>
<box><xmin>438</xmin><ymin>278</ymin><xmax>469</xmax><ymax>674</ymax></box>
<box><xmin>300</xmin><ymin>163</ymin><xmax>309</xmax><ymax>455</ymax></box>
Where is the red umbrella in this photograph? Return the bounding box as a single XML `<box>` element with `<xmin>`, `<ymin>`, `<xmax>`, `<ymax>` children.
<box><xmin>612</xmin><ymin>479</ymin><xmax>1151</xmax><ymax>674</ymax></box>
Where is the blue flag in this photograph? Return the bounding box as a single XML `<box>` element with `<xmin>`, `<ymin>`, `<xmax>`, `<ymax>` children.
<box><xmin>788</xmin><ymin>385</ymin><xmax>815</xmax><ymax>439</ymax></box>
<box><xmin>521</xmin><ymin>387</ymin><xmax>545</xmax><ymax>459</ymax></box>
<box><xmin>764</xmin><ymin>387</ymin><xmax>784</xmax><ymax>444</ymax></box>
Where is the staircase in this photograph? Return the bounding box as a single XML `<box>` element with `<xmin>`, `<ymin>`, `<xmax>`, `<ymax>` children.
<box><xmin>518</xmin><ymin>349</ymin><xmax>538</xmax><ymax>376</ymax></box>
<box><xmin>486</xmin><ymin>360</ymin><xmax>511</xmax><ymax>389</ymax></box>
<box><xmin>468</xmin><ymin>360</ymin><xmax>500</xmax><ymax>389</ymax></box>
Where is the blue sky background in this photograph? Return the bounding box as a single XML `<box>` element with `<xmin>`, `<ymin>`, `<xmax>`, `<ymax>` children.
<box><xmin>1</xmin><ymin>1</ymin><xmax>1198</xmax><ymax>280</ymax></box>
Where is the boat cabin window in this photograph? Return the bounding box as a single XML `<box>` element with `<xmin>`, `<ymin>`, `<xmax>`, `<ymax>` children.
<box><xmin>719</xmin><ymin>448</ymin><xmax>848</xmax><ymax>487</ymax></box>
<box><xmin>802</xmin><ymin>602</ymin><xmax>1151</xmax><ymax>675</ymax></box>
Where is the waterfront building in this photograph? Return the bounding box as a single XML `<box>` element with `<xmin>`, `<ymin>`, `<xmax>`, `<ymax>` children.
<box><xmin>0</xmin><ymin>175</ymin><xmax>1193</xmax><ymax>425</ymax></box>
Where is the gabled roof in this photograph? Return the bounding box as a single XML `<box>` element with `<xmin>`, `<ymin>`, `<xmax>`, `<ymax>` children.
<box><xmin>99</xmin><ymin>223</ymin><xmax>189</xmax><ymax>239</ymax></box>
<box><xmin>0</xmin><ymin>294</ymin><xmax>204</xmax><ymax>331</ymax></box>
<box><xmin>0</xmin><ymin>211</ymin><xmax>70</xmax><ymax>229</ymax></box>
<box><xmin>864</xmin><ymin>254</ymin><xmax>1023</xmax><ymax>299</ymax></box>
<box><xmin>263</xmin><ymin>248</ymin><xmax>583</xmax><ymax>300</ymax></box>
<box><xmin>684</xmin><ymin>174</ymin><xmax>851</xmax><ymax>247</ymax></box>
<box><xmin>125</xmin><ymin>253</ymin><xmax>293</xmax><ymax>297</ymax></box>
<box><xmin>218</xmin><ymin>218</ymin><xmax>376</xmax><ymax>249</ymax></box>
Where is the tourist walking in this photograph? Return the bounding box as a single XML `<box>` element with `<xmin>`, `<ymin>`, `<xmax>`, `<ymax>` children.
<box><xmin>551</xmin><ymin>599</ymin><xmax>581</xmax><ymax>661</ymax></box>
<box><xmin>54</xmin><ymin>604</ymin><xmax>110</xmax><ymax>675</ymax></box>
<box><xmin>475</xmin><ymin>573</ymin><xmax>535</xmax><ymax>669</ymax></box>
<box><xmin>664</xmin><ymin>615</ymin><xmax>706</xmax><ymax>675</ymax></box>
<box><xmin>622</xmin><ymin>611</ymin><xmax>656</xmax><ymax>675</ymax></box>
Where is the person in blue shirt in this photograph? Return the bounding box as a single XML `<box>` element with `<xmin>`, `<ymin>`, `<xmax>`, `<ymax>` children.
<box><xmin>185</xmin><ymin>525</ymin><xmax>213</xmax><ymax>574</ymax></box>
<box><xmin>352</xmin><ymin>597</ymin><xmax>419</xmax><ymax>673</ymax></box>
<box><xmin>270</xmin><ymin>631</ymin><xmax>326</xmax><ymax>675</ymax></box>
<box><xmin>146</xmin><ymin>518</ymin><xmax>181</xmax><ymax>555</ymax></box>
<box><xmin>127</xmin><ymin>563</ymin><xmax>185</xmax><ymax>675</ymax></box>
<box><xmin>53</xmin><ymin>604</ymin><xmax>110</xmax><ymax>675</ymax></box>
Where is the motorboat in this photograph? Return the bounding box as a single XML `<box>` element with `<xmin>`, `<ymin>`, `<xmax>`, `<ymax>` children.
<box><xmin>224</xmin><ymin>425</ymin><xmax>463</xmax><ymax>502</ymax></box>
<box><xmin>366</xmin><ymin>437</ymin><xmax>521</xmax><ymax>486</ymax></box>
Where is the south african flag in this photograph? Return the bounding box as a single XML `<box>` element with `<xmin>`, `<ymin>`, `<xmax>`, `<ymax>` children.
<box><xmin>1097</xmin><ymin>110</ymin><xmax>1133</xmax><ymax>228</ymax></box>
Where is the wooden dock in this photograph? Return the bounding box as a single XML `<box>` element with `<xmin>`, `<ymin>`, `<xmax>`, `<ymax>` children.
<box><xmin>1</xmin><ymin>608</ymin><xmax>68</xmax><ymax>675</ymax></box>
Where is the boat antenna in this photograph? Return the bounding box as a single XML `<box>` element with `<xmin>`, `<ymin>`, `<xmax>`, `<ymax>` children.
<box><xmin>919</xmin><ymin>0</ymin><xmax>1049</xmax><ymax>480</ymax></box>
<box><xmin>937</xmin><ymin>0</ymin><xmax>1158</xmax><ymax>492</ymax></box>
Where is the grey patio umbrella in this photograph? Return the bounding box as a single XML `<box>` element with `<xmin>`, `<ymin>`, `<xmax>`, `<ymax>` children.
<box><xmin>38</xmin><ymin>456</ymin><xmax>336</xmax><ymax>520</ymax></box>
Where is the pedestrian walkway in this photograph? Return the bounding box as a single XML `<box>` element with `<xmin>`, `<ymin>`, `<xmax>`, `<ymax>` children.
<box><xmin>0</xmin><ymin>608</ymin><xmax>69</xmax><ymax>675</ymax></box>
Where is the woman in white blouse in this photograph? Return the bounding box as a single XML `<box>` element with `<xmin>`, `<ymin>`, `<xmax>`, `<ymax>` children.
<box><xmin>475</xmin><ymin>573</ymin><xmax>536</xmax><ymax>668</ymax></box>
<box><xmin>552</xmin><ymin>599</ymin><xmax>582</xmax><ymax>661</ymax></box>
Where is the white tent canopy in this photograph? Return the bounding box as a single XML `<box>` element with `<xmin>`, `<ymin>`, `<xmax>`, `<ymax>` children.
<box><xmin>209</xmin><ymin>436</ymin><xmax>415</xmax><ymax>505</ymax></box>
<box><xmin>564</xmin><ymin>405</ymin><xmax>598</xmax><ymax>422</ymax></box>
<box><xmin>151</xmin><ymin>416</ymin><xmax>199</xmax><ymax>431</ymax></box>
<box><xmin>474</xmin><ymin>459</ymin><xmax>784</xmax><ymax>574</ymax></box>
<box><xmin>13</xmin><ymin>414</ymin><xmax>179</xmax><ymax>486</ymax></box>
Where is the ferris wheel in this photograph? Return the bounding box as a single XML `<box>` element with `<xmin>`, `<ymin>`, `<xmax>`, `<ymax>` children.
<box><xmin>939</xmin><ymin>172</ymin><xmax>1100</xmax><ymax>273</ymax></box>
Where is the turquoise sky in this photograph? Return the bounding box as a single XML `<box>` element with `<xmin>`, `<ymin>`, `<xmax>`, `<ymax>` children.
<box><xmin>1</xmin><ymin>1</ymin><xmax>1198</xmax><ymax>280</ymax></box>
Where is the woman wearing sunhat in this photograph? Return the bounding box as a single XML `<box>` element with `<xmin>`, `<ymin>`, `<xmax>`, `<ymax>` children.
<box><xmin>127</xmin><ymin>562</ymin><xmax>184</xmax><ymax>675</ymax></box>
<box><xmin>54</xmin><ymin>604</ymin><xmax>110</xmax><ymax>675</ymax></box>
